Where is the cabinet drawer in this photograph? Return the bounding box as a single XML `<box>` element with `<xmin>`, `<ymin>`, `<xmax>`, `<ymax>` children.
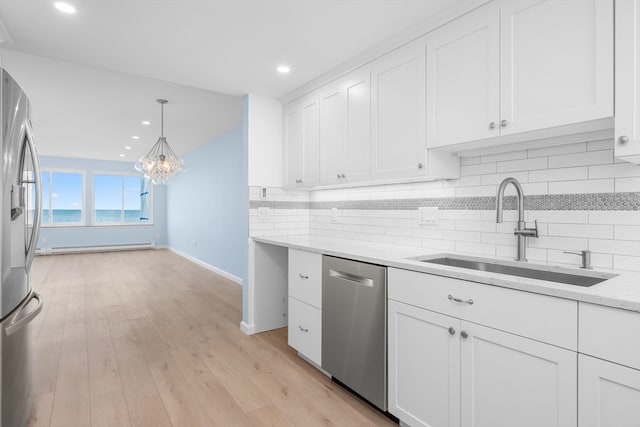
<box><xmin>579</xmin><ymin>302</ymin><xmax>640</xmax><ymax>370</ymax></box>
<box><xmin>288</xmin><ymin>297</ymin><xmax>321</xmax><ymax>366</ymax></box>
<box><xmin>389</xmin><ymin>268</ymin><xmax>577</xmax><ymax>350</ymax></box>
<box><xmin>288</xmin><ymin>249</ymin><xmax>322</xmax><ymax>308</ymax></box>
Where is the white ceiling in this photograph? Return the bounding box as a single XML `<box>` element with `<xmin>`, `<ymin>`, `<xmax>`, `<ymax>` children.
<box><xmin>2</xmin><ymin>49</ymin><xmax>244</xmax><ymax>162</ymax></box>
<box><xmin>0</xmin><ymin>0</ymin><xmax>469</xmax><ymax>161</ymax></box>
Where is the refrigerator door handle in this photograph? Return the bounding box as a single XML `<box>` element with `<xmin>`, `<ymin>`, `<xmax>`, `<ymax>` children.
<box><xmin>5</xmin><ymin>291</ymin><xmax>44</xmax><ymax>337</ymax></box>
<box><xmin>23</xmin><ymin>120</ymin><xmax>42</xmax><ymax>272</ymax></box>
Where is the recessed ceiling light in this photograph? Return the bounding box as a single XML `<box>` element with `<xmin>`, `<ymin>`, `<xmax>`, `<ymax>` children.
<box><xmin>54</xmin><ymin>2</ymin><xmax>76</xmax><ymax>14</ymax></box>
<box><xmin>142</xmin><ymin>121</ymin><xmax>151</xmax><ymax>126</ymax></box>
<box><xmin>124</xmin><ymin>146</ymin><xmax>132</xmax><ymax>150</ymax></box>
<box><xmin>119</xmin><ymin>154</ymin><xmax>125</xmax><ymax>157</ymax></box>
<box><xmin>277</xmin><ymin>65</ymin><xmax>291</xmax><ymax>74</ymax></box>
<box><xmin>132</xmin><ymin>135</ymin><xmax>140</xmax><ymax>140</ymax></box>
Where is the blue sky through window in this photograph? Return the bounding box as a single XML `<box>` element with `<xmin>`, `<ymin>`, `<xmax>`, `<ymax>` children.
<box><xmin>94</xmin><ymin>175</ymin><xmax>122</xmax><ymax>210</ymax></box>
<box><xmin>50</xmin><ymin>172</ymin><xmax>82</xmax><ymax>210</ymax></box>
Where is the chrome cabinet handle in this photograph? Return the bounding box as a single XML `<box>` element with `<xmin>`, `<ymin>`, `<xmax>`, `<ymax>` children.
<box><xmin>298</xmin><ymin>274</ymin><xmax>309</xmax><ymax>279</ymax></box>
<box><xmin>619</xmin><ymin>135</ymin><xmax>629</xmax><ymax>144</ymax></box>
<box><xmin>460</xmin><ymin>331</ymin><xmax>469</xmax><ymax>339</ymax></box>
<box><xmin>299</xmin><ymin>325</ymin><xmax>309</xmax><ymax>333</ymax></box>
<box><xmin>489</xmin><ymin>122</ymin><xmax>496</xmax><ymax>129</ymax></box>
<box><xmin>500</xmin><ymin>119</ymin><xmax>508</xmax><ymax>127</ymax></box>
<box><xmin>336</xmin><ymin>174</ymin><xmax>341</xmax><ymax>179</ymax></box>
<box><xmin>448</xmin><ymin>327</ymin><xmax>456</xmax><ymax>335</ymax></box>
<box><xmin>448</xmin><ymin>294</ymin><xmax>474</xmax><ymax>305</ymax></box>
<box><xmin>341</xmin><ymin>173</ymin><xmax>346</xmax><ymax>178</ymax></box>
<box><xmin>417</xmin><ymin>163</ymin><xmax>424</xmax><ymax>169</ymax></box>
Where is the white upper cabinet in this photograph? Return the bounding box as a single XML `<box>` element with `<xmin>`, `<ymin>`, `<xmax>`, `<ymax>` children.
<box><xmin>426</xmin><ymin>4</ymin><xmax>500</xmax><ymax>147</ymax></box>
<box><xmin>319</xmin><ymin>71</ymin><xmax>371</xmax><ymax>185</ymax></box>
<box><xmin>427</xmin><ymin>0</ymin><xmax>613</xmax><ymax>149</ymax></box>
<box><xmin>371</xmin><ymin>40</ymin><xmax>427</xmax><ymax>179</ymax></box>
<box><xmin>283</xmin><ymin>95</ymin><xmax>319</xmax><ymax>188</ymax></box>
<box><xmin>614</xmin><ymin>0</ymin><xmax>640</xmax><ymax>164</ymax></box>
<box><xmin>500</xmin><ymin>0</ymin><xmax>613</xmax><ymax>135</ymax></box>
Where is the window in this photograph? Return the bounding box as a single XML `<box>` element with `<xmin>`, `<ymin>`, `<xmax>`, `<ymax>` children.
<box><xmin>94</xmin><ymin>174</ymin><xmax>151</xmax><ymax>224</ymax></box>
<box><xmin>40</xmin><ymin>171</ymin><xmax>85</xmax><ymax>225</ymax></box>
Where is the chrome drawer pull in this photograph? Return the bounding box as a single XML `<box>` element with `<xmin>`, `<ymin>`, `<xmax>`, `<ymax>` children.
<box><xmin>448</xmin><ymin>294</ymin><xmax>474</xmax><ymax>305</ymax></box>
<box><xmin>299</xmin><ymin>274</ymin><xmax>309</xmax><ymax>279</ymax></box>
<box><xmin>299</xmin><ymin>325</ymin><xmax>309</xmax><ymax>333</ymax></box>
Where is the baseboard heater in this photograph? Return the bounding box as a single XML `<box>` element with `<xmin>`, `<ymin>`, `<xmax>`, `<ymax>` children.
<box><xmin>36</xmin><ymin>242</ymin><xmax>156</xmax><ymax>255</ymax></box>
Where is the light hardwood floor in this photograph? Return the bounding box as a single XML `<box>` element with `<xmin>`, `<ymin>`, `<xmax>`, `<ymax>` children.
<box><xmin>26</xmin><ymin>250</ymin><xmax>396</xmax><ymax>427</ymax></box>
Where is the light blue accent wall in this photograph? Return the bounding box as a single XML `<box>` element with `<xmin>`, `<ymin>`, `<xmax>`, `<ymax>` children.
<box><xmin>37</xmin><ymin>156</ymin><xmax>168</xmax><ymax>249</ymax></box>
<box><xmin>167</xmin><ymin>124</ymin><xmax>248</xmax><ymax>300</ymax></box>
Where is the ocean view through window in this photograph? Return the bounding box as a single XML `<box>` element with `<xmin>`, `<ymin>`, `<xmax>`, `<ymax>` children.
<box><xmin>94</xmin><ymin>174</ymin><xmax>151</xmax><ymax>224</ymax></box>
<box><xmin>41</xmin><ymin>170</ymin><xmax>84</xmax><ymax>225</ymax></box>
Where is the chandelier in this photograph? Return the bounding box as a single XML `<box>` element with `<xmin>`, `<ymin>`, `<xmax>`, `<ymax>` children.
<box><xmin>134</xmin><ymin>99</ymin><xmax>184</xmax><ymax>184</ymax></box>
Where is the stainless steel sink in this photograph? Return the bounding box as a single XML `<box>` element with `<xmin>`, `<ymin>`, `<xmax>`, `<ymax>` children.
<box><xmin>409</xmin><ymin>254</ymin><xmax>617</xmax><ymax>287</ymax></box>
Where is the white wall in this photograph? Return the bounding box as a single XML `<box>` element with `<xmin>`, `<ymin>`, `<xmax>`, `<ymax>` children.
<box><xmin>247</xmin><ymin>94</ymin><xmax>282</xmax><ymax>187</ymax></box>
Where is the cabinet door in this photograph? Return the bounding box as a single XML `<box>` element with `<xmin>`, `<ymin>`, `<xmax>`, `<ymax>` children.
<box><xmin>301</xmin><ymin>97</ymin><xmax>320</xmax><ymax>186</ymax></box>
<box><xmin>388</xmin><ymin>300</ymin><xmax>461</xmax><ymax>427</ymax></box>
<box><xmin>499</xmin><ymin>0</ymin><xmax>613</xmax><ymax>136</ymax></box>
<box><xmin>371</xmin><ymin>40</ymin><xmax>426</xmax><ymax>179</ymax></box>
<box><xmin>319</xmin><ymin>86</ymin><xmax>345</xmax><ymax>185</ymax></box>
<box><xmin>615</xmin><ymin>0</ymin><xmax>640</xmax><ymax>163</ymax></box>
<box><xmin>283</xmin><ymin>103</ymin><xmax>303</xmax><ymax>188</ymax></box>
<box><xmin>288</xmin><ymin>249</ymin><xmax>322</xmax><ymax>309</ymax></box>
<box><xmin>342</xmin><ymin>71</ymin><xmax>371</xmax><ymax>183</ymax></box>
<box><xmin>425</xmin><ymin>3</ymin><xmax>500</xmax><ymax>148</ymax></box>
<box><xmin>283</xmin><ymin>96</ymin><xmax>319</xmax><ymax>188</ymax></box>
<box><xmin>460</xmin><ymin>321</ymin><xmax>577</xmax><ymax>427</ymax></box>
<box><xmin>288</xmin><ymin>297</ymin><xmax>321</xmax><ymax>366</ymax></box>
<box><xmin>578</xmin><ymin>354</ymin><xmax>640</xmax><ymax>427</ymax></box>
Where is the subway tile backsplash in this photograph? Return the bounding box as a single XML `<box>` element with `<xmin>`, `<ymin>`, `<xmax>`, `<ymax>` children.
<box><xmin>249</xmin><ymin>138</ymin><xmax>640</xmax><ymax>272</ymax></box>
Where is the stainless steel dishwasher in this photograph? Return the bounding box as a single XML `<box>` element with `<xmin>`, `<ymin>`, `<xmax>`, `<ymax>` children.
<box><xmin>322</xmin><ymin>255</ymin><xmax>387</xmax><ymax>411</ymax></box>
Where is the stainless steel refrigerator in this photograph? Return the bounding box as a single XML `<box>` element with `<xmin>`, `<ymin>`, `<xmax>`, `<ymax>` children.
<box><xmin>0</xmin><ymin>68</ymin><xmax>44</xmax><ymax>426</ymax></box>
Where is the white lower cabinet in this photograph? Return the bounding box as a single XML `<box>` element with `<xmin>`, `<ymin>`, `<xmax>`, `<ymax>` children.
<box><xmin>460</xmin><ymin>321</ymin><xmax>577</xmax><ymax>427</ymax></box>
<box><xmin>288</xmin><ymin>297</ymin><xmax>321</xmax><ymax>366</ymax></box>
<box><xmin>578</xmin><ymin>354</ymin><xmax>640</xmax><ymax>427</ymax></box>
<box><xmin>388</xmin><ymin>299</ymin><xmax>577</xmax><ymax>427</ymax></box>
<box><xmin>287</xmin><ymin>249</ymin><xmax>322</xmax><ymax>366</ymax></box>
<box><xmin>577</xmin><ymin>302</ymin><xmax>640</xmax><ymax>426</ymax></box>
<box><xmin>388</xmin><ymin>267</ymin><xmax>578</xmax><ymax>427</ymax></box>
<box><xmin>388</xmin><ymin>300</ymin><xmax>461</xmax><ymax>427</ymax></box>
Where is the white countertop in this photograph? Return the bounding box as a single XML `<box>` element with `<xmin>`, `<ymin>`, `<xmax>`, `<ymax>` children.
<box><xmin>252</xmin><ymin>235</ymin><xmax>640</xmax><ymax>312</ymax></box>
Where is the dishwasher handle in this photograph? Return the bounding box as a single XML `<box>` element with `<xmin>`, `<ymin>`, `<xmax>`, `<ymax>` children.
<box><xmin>328</xmin><ymin>269</ymin><xmax>374</xmax><ymax>287</ymax></box>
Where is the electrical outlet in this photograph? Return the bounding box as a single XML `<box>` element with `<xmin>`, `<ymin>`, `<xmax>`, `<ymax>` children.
<box><xmin>260</xmin><ymin>187</ymin><xmax>267</xmax><ymax>200</ymax></box>
<box><xmin>258</xmin><ymin>207</ymin><xmax>270</xmax><ymax>221</ymax></box>
<box><xmin>418</xmin><ymin>206</ymin><xmax>439</xmax><ymax>225</ymax></box>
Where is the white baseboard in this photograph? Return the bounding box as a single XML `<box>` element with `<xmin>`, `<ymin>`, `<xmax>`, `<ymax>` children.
<box><xmin>167</xmin><ymin>247</ymin><xmax>243</xmax><ymax>286</ymax></box>
<box><xmin>37</xmin><ymin>242</ymin><xmax>155</xmax><ymax>255</ymax></box>
<box><xmin>240</xmin><ymin>321</ymin><xmax>255</xmax><ymax>335</ymax></box>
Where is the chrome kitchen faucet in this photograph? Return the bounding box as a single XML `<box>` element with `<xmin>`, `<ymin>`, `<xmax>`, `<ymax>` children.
<box><xmin>496</xmin><ymin>177</ymin><xmax>538</xmax><ymax>262</ymax></box>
